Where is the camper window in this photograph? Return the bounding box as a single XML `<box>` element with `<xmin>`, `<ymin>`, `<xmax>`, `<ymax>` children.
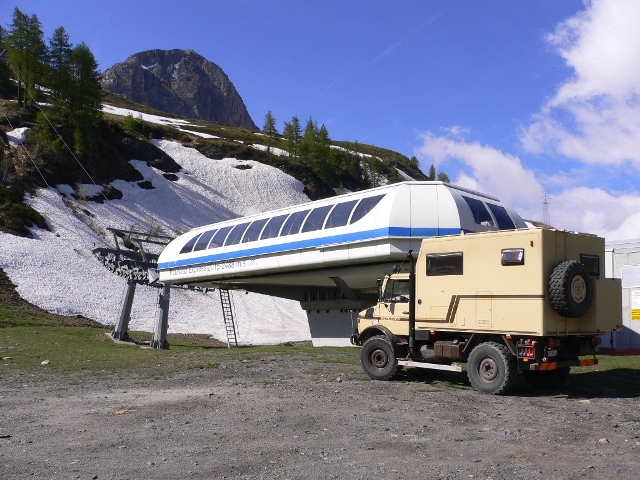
<box><xmin>426</xmin><ymin>252</ymin><xmax>463</xmax><ymax>276</ymax></box>
<box><xmin>501</xmin><ymin>248</ymin><xmax>524</xmax><ymax>266</ymax></box>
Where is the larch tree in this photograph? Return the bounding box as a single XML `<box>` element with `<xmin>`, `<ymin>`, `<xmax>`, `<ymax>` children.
<box><xmin>436</xmin><ymin>170</ymin><xmax>450</xmax><ymax>183</ymax></box>
<box><xmin>7</xmin><ymin>9</ymin><xmax>47</xmax><ymax>107</ymax></box>
<box><xmin>428</xmin><ymin>164</ymin><xmax>436</xmax><ymax>181</ymax></box>
<box><xmin>283</xmin><ymin>115</ymin><xmax>301</xmax><ymax>161</ymax></box>
<box><xmin>7</xmin><ymin>8</ymin><xmax>29</xmax><ymax>106</ymax></box>
<box><xmin>68</xmin><ymin>42</ymin><xmax>103</xmax><ymax>124</ymax></box>
<box><xmin>299</xmin><ymin>116</ymin><xmax>318</xmax><ymax>166</ymax></box>
<box><xmin>262</xmin><ymin>111</ymin><xmax>277</xmax><ymax>153</ymax></box>
<box><xmin>48</xmin><ymin>26</ymin><xmax>73</xmax><ymax>107</ymax></box>
<box><xmin>315</xmin><ymin>123</ymin><xmax>335</xmax><ymax>185</ymax></box>
<box><xmin>0</xmin><ymin>26</ymin><xmax>12</xmax><ymax>97</ymax></box>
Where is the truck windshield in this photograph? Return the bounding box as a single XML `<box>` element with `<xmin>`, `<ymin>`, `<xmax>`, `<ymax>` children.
<box><xmin>383</xmin><ymin>279</ymin><xmax>410</xmax><ymax>303</ymax></box>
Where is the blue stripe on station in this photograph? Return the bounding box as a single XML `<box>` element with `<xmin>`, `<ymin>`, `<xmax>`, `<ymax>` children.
<box><xmin>157</xmin><ymin>226</ymin><xmax>463</xmax><ymax>270</ymax></box>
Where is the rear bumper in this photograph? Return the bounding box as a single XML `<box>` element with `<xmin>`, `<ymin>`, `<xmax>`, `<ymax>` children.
<box><xmin>520</xmin><ymin>357</ymin><xmax>597</xmax><ymax>371</ymax></box>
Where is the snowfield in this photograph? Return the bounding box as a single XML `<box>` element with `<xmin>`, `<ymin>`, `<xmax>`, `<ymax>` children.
<box><xmin>0</xmin><ymin>119</ymin><xmax>313</xmax><ymax>345</ymax></box>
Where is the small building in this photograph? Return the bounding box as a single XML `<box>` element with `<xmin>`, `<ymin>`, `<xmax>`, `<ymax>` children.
<box><xmin>604</xmin><ymin>238</ymin><xmax>640</xmax><ymax>352</ymax></box>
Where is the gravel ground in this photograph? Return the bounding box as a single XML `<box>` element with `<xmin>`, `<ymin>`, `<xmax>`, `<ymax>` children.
<box><xmin>1</xmin><ymin>351</ymin><xmax>639</xmax><ymax>480</ymax></box>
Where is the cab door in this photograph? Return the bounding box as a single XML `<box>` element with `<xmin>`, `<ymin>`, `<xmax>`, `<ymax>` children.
<box><xmin>380</xmin><ymin>278</ymin><xmax>411</xmax><ymax>321</ymax></box>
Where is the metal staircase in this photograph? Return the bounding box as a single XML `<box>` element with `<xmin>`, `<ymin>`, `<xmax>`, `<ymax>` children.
<box><xmin>218</xmin><ymin>288</ymin><xmax>238</xmax><ymax>347</ymax></box>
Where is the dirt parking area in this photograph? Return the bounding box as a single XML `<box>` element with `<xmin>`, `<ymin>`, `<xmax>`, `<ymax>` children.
<box><xmin>1</xmin><ymin>352</ymin><xmax>639</xmax><ymax>480</ymax></box>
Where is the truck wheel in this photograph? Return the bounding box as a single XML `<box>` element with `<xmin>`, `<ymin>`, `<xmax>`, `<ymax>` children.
<box><xmin>549</xmin><ymin>260</ymin><xmax>593</xmax><ymax>318</ymax></box>
<box><xmin>522</xmin><ymin>367</ymin><xmax>571</xmax><ymax>390</ymax></box>
<box><xmin>360</xmin><ymin>335</ymin><xmax>399</xmax><ymax>381</ymax></box>
<box><xmin>467</xmin><ymin>342</ymin><xmax>517</xmax><ymax>395</ymax></box>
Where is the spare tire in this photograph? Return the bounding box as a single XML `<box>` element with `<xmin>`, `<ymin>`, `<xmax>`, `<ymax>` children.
<box><xmin>549</xmin><ymin>260</ymin><xmax>593</xmax><ymax>317</ymax></box>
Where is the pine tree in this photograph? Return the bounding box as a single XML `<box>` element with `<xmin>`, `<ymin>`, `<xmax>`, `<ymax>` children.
<box><xmin>262</xmin><ymin>111</ymin><xmax>277</xmax><ymax>154</ymax></box>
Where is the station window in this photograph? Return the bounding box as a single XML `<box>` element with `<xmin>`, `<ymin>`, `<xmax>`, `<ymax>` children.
<box><xmin>280</xmin><ymin>210</ymin><xmax>310</xmax><ymax>236</ymax></box>
<box><xmin>179</xmin><ymin>232</ymin><xmax>203</xmax><ymax>254</ymax></box>
<box><xmin>325</xmin><ymin>200</ymin><xmax>358</xmax><ymax>229</ymax></box>
<box><xmin>426</xmin><ymin>252</ymin><xmax>463</xmax><ymax>276</ymax></box>
<box><xmin>193</xmin><ymin>229</ymin><xmax>217</xmax><ymax>251</ymax></box>
<box><xmin>260</xmin><ymin>214</ymin><xmax>288</xmax><ymax>240</ymax></box>
<box><xmin>242</xmin><ymin>218</ymin><xmax>269</xmax><ymax>243</ymax></box>
<box><xmin>301</xmin><ymin>205</ymin><xmax>333</xmax><ymax>233</ymax></box>
<box><xmin>225</xmin><ymin>222</ymin><xmax>251</xmax><ymax>246</ymax></box>
<box><xmin>487</xmin><ymin>203</ymin><xmax>516</xmax><ymax>230</ymax></box>
<box><xmin>462</xmin><ymin>196</ymin><xmax>495</xmax><ymax>228</ymax></box>
<box><xmin>350</xmin><ymin>194</ymin><xmax>385</xmax><ymax>224</ymax></box>
<box><xmin>209</xmin><ymin>225</ymin><xmax>233</xmax><ymax>248</ymax></box>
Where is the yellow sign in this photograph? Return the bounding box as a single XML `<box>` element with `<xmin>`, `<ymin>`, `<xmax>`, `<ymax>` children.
<box><xmin>632</xmin><ymin>309</ymin><xmax>640</xmax><ymax>320</ymax></box>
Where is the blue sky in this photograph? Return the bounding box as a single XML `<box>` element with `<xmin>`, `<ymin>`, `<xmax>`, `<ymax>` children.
<box><xmin>3</xmin><ymin>1</ymin><xmax>640</xmax><ymax>240</ymax></box>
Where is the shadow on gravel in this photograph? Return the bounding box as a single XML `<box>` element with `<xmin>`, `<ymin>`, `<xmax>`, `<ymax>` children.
<box><xmin>544</xmin><ymin>368</ymin><xmax>640</xmax><ymax>399</ymax></box>
<box><xmin>394</xmin><ymin>367</ymin><xmax>640</xmax><ymax>399</ymax></box>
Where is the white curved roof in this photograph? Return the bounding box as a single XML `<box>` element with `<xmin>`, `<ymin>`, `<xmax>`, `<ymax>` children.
<box><xmin>157</xmin><ymin>182</ymin><xmax>526</xmax><ymax>293</ymax></box>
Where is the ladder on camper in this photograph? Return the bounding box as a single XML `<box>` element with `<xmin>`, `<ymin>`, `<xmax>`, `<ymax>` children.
<box><xmin>219</xmin><ymin>288</ymin><xmax>238</xmax><ymax>347</ymax></box>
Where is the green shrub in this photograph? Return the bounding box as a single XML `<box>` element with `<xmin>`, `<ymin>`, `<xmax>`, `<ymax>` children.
<box><xmin>0</xmin><ymin>186</ymin><xmax>49</xmax><ymax>237</ymax></box>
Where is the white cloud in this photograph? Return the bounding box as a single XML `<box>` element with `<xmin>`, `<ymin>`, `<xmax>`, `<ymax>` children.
<box><xmin>416</xmin><ymin>131</ymin><xmax>542</xmax><ymax>215</ymax></box>
<box><xmin>547</xmin><ymin>0</ymin><xmax>640</xmax><ymax>102</ymax></box>
<box><xmin>522</xmin><ymin>0</ymin><xmax>640</xmax><ymax>167</ymax></box>
<box><xmin>549</xmin><ymin>187</ymin><xmax>640</xmax><ymax>240</ymax></box>
<box><xmin>414</xmin><ymin>129</ymin><xmax>640</xmax><ymax>240</ymax></box>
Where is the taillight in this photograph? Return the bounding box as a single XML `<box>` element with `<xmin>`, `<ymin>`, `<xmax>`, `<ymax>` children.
<box><xmin>518</xmin><ymin>339</ymin><xmax>537</xmax><ymax>358</ymax></box>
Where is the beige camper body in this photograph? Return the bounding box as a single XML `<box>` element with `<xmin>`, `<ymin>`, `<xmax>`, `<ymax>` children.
<box><xmin>354</xmin><ymin>228</ymin><xmax>622</xmax><ymax>394</ymax></box>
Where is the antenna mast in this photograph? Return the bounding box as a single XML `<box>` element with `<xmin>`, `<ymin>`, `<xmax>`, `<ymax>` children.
<box><xmin>542</xmin><ymin>191</ymin><xmax>551</xmax><ymax>225</ymax></box>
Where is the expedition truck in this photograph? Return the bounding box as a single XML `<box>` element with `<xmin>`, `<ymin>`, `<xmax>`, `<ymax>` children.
<box><xmin>351</xmin><ymin>228</ymin><xmax>622</xmax><ymax>394</ymax></box>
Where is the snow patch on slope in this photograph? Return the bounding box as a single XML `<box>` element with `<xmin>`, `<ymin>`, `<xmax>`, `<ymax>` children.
<box><xmin>0</xmin><ymin>131</ymin><xmax>311</xmax><ymax>344</ymax></box>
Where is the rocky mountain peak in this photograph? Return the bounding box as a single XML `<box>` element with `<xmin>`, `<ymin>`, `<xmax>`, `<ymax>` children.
<box><xmin>101</xmin><ymin>49</ymin><xmax>258</xmax><ymax>130</ymax></box>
